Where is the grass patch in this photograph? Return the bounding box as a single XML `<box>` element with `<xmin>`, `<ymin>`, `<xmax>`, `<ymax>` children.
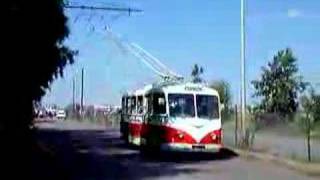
<box><xmin>287</xmin><ymin>152</ymin><xmax>320</xmax><ymax>163</ymax></box>
<box><xmin>311</xmin><ymin>122</ymin><xmax>320</xmax><ymax>139</ymax></box>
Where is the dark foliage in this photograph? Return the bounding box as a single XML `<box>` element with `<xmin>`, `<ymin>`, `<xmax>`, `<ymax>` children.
<box><xmin>3</xmin><ymin>0</ymin><xmax>75</xmax><ymax>133</ymax></box>
<box><xmin>2</xmin><ymin>1</ymin><xmax>75</xmax><ymax>178</ymax></box>
<box><xmin>210</xmin><ymin>80</ymin><xmax>232</xmax><ymax>121</ymax></box>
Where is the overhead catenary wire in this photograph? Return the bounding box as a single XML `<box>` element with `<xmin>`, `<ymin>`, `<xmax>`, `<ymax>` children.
<box><xmin>130</xmin><ymin>43</ymin><xmax>182</xmax><ymax>78</ymax></box>
<box><xmin>128</xmin><ymin>44</ymin><xmax>169</xmax><ymax>76</ymax></box>
<box><xmin>106</xmin><ymin>28</ymin><xmax>182</xmax><ymax>81</ymax></box>
<box><xmin>64</xmin><ymin>4</ymin><xmax>143</xmax><ymax>14</ymax></box>
<box><xmin>105</xmin><ymin>29</ymin><xmax>166</xmax><ymax>77</ymax></box>
<box><xmin>126</xmin><ymin>45</ymin><xmax>168</xmax><ymax>78</ymax></box>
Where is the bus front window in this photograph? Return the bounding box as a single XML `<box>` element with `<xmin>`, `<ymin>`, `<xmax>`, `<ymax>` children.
<box><xmin>196</xmin><ymin>95</ymin><xmax>219</xmax><ymax>119</ymax></box>
<box><xmin>168</xmin><ymin>94</ymin><xmax>195</xmax><ymax>118</ymax></box>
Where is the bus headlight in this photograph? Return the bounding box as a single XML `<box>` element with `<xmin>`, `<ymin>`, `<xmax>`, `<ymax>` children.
<box><xmin>211</xmin><ymin>134</ymin><xmax>217</xmax><ymax>140</ymax></box>
<box><xmin>178</xmin><ymin>132</ymin><xmax>184</xmax><ymax>139</ymax></box>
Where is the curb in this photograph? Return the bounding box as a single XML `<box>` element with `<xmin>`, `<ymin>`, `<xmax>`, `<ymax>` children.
<box><xmin>227</xmin><ymin>146</ymin><xmax>320</xmax><ymax>176</ymax></box>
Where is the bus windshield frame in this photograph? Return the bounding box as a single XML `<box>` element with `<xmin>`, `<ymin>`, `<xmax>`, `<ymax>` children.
<box><xmin>196</xmin><ymin>95</ymin><xmax>219</xmax><ymax>120</ymax></box>
<box><xmin>168</xmin><ymin>93</ymin><xmax>195</xmax><ymax>118</ymax></box>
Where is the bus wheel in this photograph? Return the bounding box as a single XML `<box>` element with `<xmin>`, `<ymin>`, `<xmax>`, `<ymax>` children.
<box><xmin>140</xmin><ymin>145</ymin><xmax>153</xmax><ymax>156</ymax></box>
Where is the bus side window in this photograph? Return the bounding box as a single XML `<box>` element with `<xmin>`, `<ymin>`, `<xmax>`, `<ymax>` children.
<box><xmin>153</xmin><ymin>93</ymin><xmax>166</xmax><ymax>115</ymax></box>
<box><xmin>146</xmin><ymin>94</ymin><xmax>152</xmax><ymax>114</ymax></box>
<box><xmin>131</xmin><ymin>96</ymin><xmax>136</xmax><ymax>114</ymax></box>
<box><xmin>121</xmin><ymin>97</ymin><xmax>125</xmax><ymax>113</ymax></box>
<box><xmin>126</xmin><ymin>97</ymin><xmax>130</xmax><ymax>114</ymax></box>
<box><xmin>137</xmin><ymin>96</ymin><xmax>143</xmax><ymax>114</ymax></box>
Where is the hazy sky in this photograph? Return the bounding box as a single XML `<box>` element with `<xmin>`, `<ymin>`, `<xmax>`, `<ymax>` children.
<box><xmin>43</xmin><ymin>0</ymin><xmax>320</xmax><ymax>107</ymax></box>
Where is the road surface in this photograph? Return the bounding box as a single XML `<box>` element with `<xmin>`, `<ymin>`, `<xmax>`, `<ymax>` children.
<box><xmin>34</xmin><ymin>121</ymin><xmax>318</xmax><ymax>180</ymax></box>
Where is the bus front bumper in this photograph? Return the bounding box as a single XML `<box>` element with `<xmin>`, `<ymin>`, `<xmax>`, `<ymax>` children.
<box><xmin>160</xmin><ymin>143</ymin><xmax>222</xmax><ymax>153</ymax></box>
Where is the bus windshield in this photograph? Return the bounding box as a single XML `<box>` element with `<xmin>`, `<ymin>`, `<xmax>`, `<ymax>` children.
<box><xmin>196</xmin><ymin>95</ymin><xmax>219</xmax><ymax>119</ymax></box>
<box><xmin>168</xmin><ymin>94</ymin><xmax>195</xmax><ymax>118</ymax></box>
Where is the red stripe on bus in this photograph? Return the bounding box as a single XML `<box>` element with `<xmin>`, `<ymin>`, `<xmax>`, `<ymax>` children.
<box><xmin>141</xmin><ymin>124</ymin><xmax>197</xmax><ymax>144</ymax></box>
<box><xmin>161</xmin><ymin>125</ymin><xmax>197</xmax><ymax>144</ymax></box>
<box><xmin>200</xmin><ymin>128</ymin><xmax>222</xmax><ymax>144</ymax></box>
<box><xmin>128</xmin><ymin>121</ymin><xmax>143</xmax><ymax>137</ymax></box>
<box><xmin>131</xmin><ymin>123</ymin><xmax>223</xmax><ymax>145</ymax></box>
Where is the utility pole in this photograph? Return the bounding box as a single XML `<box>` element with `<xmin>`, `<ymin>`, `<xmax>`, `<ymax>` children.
<box><xmin>240</xmin><ymin>0</ymin><xmax>247</xmax><ymax>136</ymax></box>
<box><xmin>72</xmin><ymin>77</ymin><xmax>75</xmax><ymax>112</ymax></box>
<box><xmin>235</xmin><ymin>104</ymin><xmax>238</xmax><ymax>146</ymax></box>
<box><xmin>80</xmin><ymin>68</ymin><xmax>84</xmax><ymax>116</ymax></box>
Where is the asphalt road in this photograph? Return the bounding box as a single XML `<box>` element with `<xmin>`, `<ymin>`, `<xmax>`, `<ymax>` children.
<box><xmin>34</xmin><ymin>121</ymin><xmax>318</xmax><ymax>180</ymax></box>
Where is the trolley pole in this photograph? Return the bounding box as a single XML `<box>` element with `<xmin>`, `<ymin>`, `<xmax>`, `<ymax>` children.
<box><xmin>240</xmin><ymin>0</ymin><xmax>247</xmax><ymax>138</ymax></box>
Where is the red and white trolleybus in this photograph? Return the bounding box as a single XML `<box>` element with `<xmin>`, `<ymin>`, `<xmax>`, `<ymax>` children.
<box><xmin>111</xmin><ymin>28</ymin><xmax>222</xmax><ymax>152</ymax></box>
<box><xmin>121</xmin><ymin>82</ymin><xmax>223</xmax><ymax>152</ymax></box>
<box><xmin>120</xmin><ymin>85</ymin><xmax>152</xmax><ymax>146</ymax></box>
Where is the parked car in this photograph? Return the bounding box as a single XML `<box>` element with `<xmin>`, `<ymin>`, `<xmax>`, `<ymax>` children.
<box><xmin>56</xmin><ymin>110</ymin><xmax>66</xmax><ymax>120</ymax></box>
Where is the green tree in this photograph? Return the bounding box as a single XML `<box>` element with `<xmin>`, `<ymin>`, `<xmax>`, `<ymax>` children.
<box><xmin>252</xmin><ymin>48</ymin><xmax>307</xmax><ymax>117</ymax></box>
<box><xmin>210</xmin><ymin>80</ymin><xmax>232</xmax><ymax>120</ymax></box>
<box><xmin>298</xmin><ymin>88</ymin><xmax>319</xmax><ymax>161</ymax></box>
<box><xmin>191</xmin><ymin>64</ymin><xmax>204</xmax><ymax>83</ymax></box>
<box><xmin>3</xmin><ymin>0</ymin><xmax>75</xmax><ymax>133</ymax></box>
<box><xmin>311</xmin><ymin>91</ymin><xmax>320</xmax><ymax>123</ymax></box>
<box><xmin>3</xmin><ymin>1</ymin><xmax>76</xmax><ymax>173</ymax></box>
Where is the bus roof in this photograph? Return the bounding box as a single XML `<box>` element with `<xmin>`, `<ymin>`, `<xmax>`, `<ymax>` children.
<box><xmin>122</xmin><ymin>84</ymin><xmax>153</xmax><ymax>97</ymax></box>
<box><xmin>134</xmin><ymin>84</ymin><xmax>153</xmax><ymax>96</ymax></box>
<box><xmin>147</xmin><ymin>82</ymin><xmax>219</xmax><ymax>96</ymax></box>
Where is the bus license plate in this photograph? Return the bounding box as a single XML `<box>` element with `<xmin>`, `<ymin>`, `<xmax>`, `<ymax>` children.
<box><xmin>192</xmin><ymin>145</ymin><xmax>205</xmax><ymax>150</ymax></box>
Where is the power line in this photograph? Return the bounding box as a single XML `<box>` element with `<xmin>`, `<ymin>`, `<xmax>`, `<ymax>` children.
<box><xmin>64</xmin><ymin>4</ymin><xmax>143</xmax><ymax>15</ymax></box>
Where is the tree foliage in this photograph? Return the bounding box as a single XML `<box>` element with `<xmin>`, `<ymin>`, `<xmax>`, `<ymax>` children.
<box><xmin>4</xmin><ymin>1</ymin><xmax>76</xmax><ymax>133</ymax></box>
<box><xmin>3</xmin><ymin>1</ymin><xmax>76</xmax><ymax>177</ymax></box>
<box><xmin>252</xmin><ymin>48</ymin><xmax>307</xmax><ymax>117</ymax></box>
<box><xmin>210</xmin><ymin>80</ymin><xmax>232</xmax><ymax>108</ymax></box>
<box><xmin>191</xmin><ymin>64</ymin><xmax>204</xmax><ymax>83</ymax></box>
<box><xmin>300</xmin><ymin>88</ymin><xmax>320</xmax><ymax>124</ymax></box>
<box><xmin>298</xmin><ymin>88</ymin><xmax>320</xmax><ymax>161</ymax></box>
<box><xmin>210</xmin><ymin>80</ymin><xmax>232</xmax><ymax>118</ymax></box>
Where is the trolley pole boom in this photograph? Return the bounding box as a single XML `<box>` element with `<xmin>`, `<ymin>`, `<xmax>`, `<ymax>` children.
<box><xmin>130</xmin><ymin>43</ymin><xmax>182</xmax><ymax>79</ymax></box>
<box><xmin>106</xmin><ymin>28</ymin><xmax>182</xmax><ymax>82</ymax></box>
<box><xmin>127</xmin><ymin>45</ymin><xmax>168</xmax><ymax>78</ymax></box>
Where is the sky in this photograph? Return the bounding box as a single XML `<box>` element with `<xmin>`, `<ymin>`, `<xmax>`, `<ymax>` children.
<box><xmin>43</xmin><ymin>0</ymin><xmax>320</xmax><ymax>107</ymax></box>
